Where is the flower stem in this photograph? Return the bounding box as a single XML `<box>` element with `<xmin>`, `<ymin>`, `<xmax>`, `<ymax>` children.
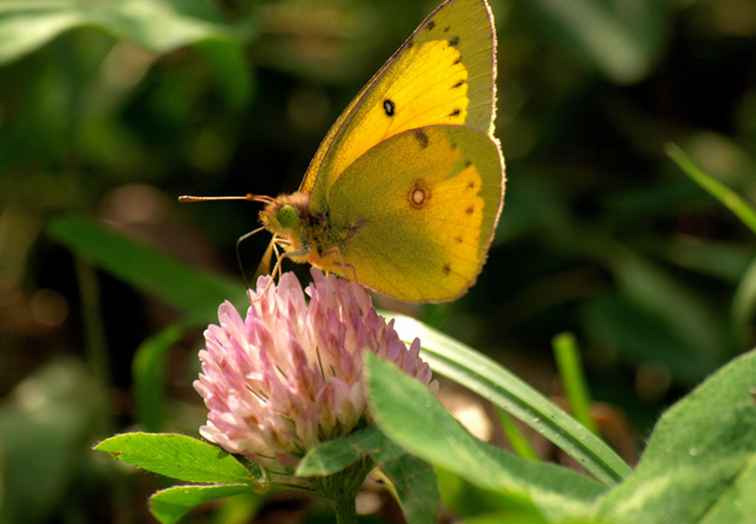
<box><xmin>313</xmin><ymin>458</ymin><xmax>373</xmax><ymax>524</ymax></box>
<box><xmin>333</xmin><ymin>495</ymin><xmax>357</xmax><ymax>524</ymax></box>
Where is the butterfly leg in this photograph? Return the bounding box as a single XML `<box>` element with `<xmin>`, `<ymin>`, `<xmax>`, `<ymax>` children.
<box><xmin>321</xmin><ymin>246</ymin><xmax>358</xmax><ymax>283</ymax></box>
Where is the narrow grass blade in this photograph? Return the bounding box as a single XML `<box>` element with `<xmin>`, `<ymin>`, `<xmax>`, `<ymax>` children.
<box><xmin>552</xmin><ymin>333</ymin><xmax>597</xmax><ymax>433</ymax></box>
<box><xmin>666</xmin><ymin>143</ymin><xmax>756</xmax><ymax>236</ymax></box>
<box><xmin>497</xmin><ymin>409</ymin><xmax>539</xmax><ymax>461</ymax></box>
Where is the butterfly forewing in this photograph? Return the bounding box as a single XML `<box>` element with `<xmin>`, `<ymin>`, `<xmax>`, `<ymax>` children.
<box><xmin>301</xmin><ymin>0</ymin><xmax>497</xmax><ymax>212</ymax></box>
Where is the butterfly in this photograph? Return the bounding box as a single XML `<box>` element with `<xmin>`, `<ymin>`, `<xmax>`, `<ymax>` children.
<box><xmin>181</xmin><ymin>0</ymin><xmax>505</xmax><ymax>303</ymax></box>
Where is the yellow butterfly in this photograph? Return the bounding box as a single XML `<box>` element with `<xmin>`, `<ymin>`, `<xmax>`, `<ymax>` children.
<box><xmin>182</xmin><ymin>0</ymin><xmax>505</xmax><ymax>303</ymax></box>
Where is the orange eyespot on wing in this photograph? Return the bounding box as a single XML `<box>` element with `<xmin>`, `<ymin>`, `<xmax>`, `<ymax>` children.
<box><xmin>325</xmin><ymin>125</ymin><xmax>505</xmax><ymax>303</ymax></box>
<box><xmin>300</xmin><ymin>0</ymin><xmax>497</xmax><ymax>212</ymax></box>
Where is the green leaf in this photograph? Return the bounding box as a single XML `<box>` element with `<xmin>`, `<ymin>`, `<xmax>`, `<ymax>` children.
<box><xmin>150</xmin><ymin>484</ymin><xmax>251</xmax><ymax>524</ymax></box>
<box><xmin>0</xmin><ymin>0</ymin><xmax>244</xmax><ymax>65</ymax></box>
<box><xmin>733</xmin><ymin>257</ymin><xmax>756</xmax><ymax>350</ymax></box>
<box><xmin>522</xmin><ymin>0</ymin><xmax>666</xmax><ymax>83</ymax></box>
<box><xmin>552</xmin><ymin>333</ymin><xmax>597</xmax><ymax>433</ymax></box>
<box><xmin>497</xmin><ymin>409</ymin><xmax>539</xmax><ymax>461</ymax></box>
<box><xmin>94</xmin><ymin>433</ymin><xmax>262</xmax><ymax>485</ymax></box>
<box><xmin>460</xmin><ymin>513</ymin><xmax>545</xmax><ymax>524</ymax></box>
<box><xmin>462</xmin><ymin>513</ymin><xmax>602</xmax><ymax>524</ymax></box>
<box><xmin>667</xmin><ymin>143</ymin><xmax>756</xmax><ymax>236</ymax></box>
<box><xmin>596</xmin><ymin>350</ymin><xmax>756</xmax><ymax>523</ymax></box>
<box><xmin>381</xmin><ymin>455</ymin><xmax>440</xmax><ymax>524</ymax></box>
<box><xmin>133</xmin><ymin>324</ymin><xmax>190</xmax><ymax>432</ymax></box>
<box><xmin>366</xmin><ymin>354</ymin><xmax>606</xmax><ymax>522</ymax></box>
<box><xmin>384</xmin><ymin>312</ymin><xmax>630</xmax><ymax>485</ymax></box>
<box><xmin>296</xmin><ymin>426</ymin><xmax>403</xmax><ymax>477</ymax></box>
<box><xmin>212</xmin><ymin>493</ymin><xmax>263</xmax><ymax>524</ymax></box>
<box><xmin>47</xmin><ymin>215</ymin><xmax>244</xmax><ymax>318</ymax></box>
<box><xmin>0</xmin><ymin>359</ymin><xmax>108</xmax><ymax>524</ymax></box>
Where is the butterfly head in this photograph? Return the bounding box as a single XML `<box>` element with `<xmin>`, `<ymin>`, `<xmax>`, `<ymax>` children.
<box><xmin>259</xmin><ymin>191</ymin><xmax>311</xmax><ymax>243</ymax></box>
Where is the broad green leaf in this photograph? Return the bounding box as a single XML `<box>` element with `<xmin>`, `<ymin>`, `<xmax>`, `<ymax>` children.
<box><xmin>435</xmin><ymin>467</ymin><xmax>538</xmax><ymax>519</ymax></box>
<box><xmin>94</xmin><ymin>433</ymin><xmax>261</xmax><ymax>485</ymax></box>
<box><xmin>385</xmin><ymin>313</ymin><xmax>630</xmax><ymax>485</ymax></box>
<box><xmin>366</xmin><ymin>354</ymin><xmax>606</xmax><ymax>522</ymax></box>
<box><xmin>667</xmin><ymin>143</ymin><xmax>756</xmax><ymax>236</ymax></box>
<box><xmin>522</xmin><ymin>0</ymin><xmax>666</xmax><ymax>83</ymax></box>
<box><xmin>133</xmin><ymin>324</ymin><xmax>190</xmax><ymax>432</ymax></box>
<box><xmin>296</xmin><ymin>426</ymin><xmax>402</xmax><ymax>477</ymax></box>
<box><xmin>0</xmin><ymin>0</ymin><xmax>245</xmax><ymax>65</ymax></box>
<box><xmin>150</xmin><ymin>484</ymin><xmax>251</xmax><ymax>524</ymax></box>
<box><xmin>596</xmin><ymin>350</ymin><xmax>756</xmax><ymax>523</ymax></box>
<box><xmin>462</xmin><ymin>513</ymin><xmax>602</xmax><ymax>524</ymax></box>
<box><xmin>47</xmin><ymin>215</ymin><xmax>244</xmax><ymax>318</ymax></box>
<box><xmin>381</xmin><ymin>454</ymin><xmax>439</xmax><ymax>524</ymax></box>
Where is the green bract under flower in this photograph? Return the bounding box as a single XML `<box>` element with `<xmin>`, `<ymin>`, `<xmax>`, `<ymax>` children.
<box><xmin>194</xmin><ymin>269</ymin><xmax>433</xmax><ymax>469</ymax></box>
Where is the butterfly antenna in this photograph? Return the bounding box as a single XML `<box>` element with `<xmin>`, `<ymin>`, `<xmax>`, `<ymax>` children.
<box><xmin>236</xmin><ymin>226</ymin><xmax>266</xmax><ymax>288</ymax></box>
<box><xmin>178</xmin><ymin>193</ymin><xmax>274</xmax><ymax>205</ymax></box>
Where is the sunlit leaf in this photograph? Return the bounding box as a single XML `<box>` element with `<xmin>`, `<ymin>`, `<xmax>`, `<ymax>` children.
<box><xmin>385</xmin><ymin>313</ymin><xmax>631</xmax><ymax>485</ymax></box>
<box><xmin>366</xmin><ymin>354</ymin><xmax>606</xmax><ymax>522</ymax></box>
<box><xmin>0</xmin><ymin>0</ymin><xmax>246</xmax><ymax>65</ymax></box>
<box><xmin>94</xmin><ymin>433</ymin><xmax>263</xmax><ymax>485</ymax></box>
<box><xmin>596</xmin><ymin>350</ymin><xmax>756</xmax><ymax>523</ymax></box>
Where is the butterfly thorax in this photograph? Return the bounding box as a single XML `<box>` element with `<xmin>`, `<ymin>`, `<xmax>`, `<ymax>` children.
<box><xmin>259</xmin><ymin>191</ymin><xmax>349</xmax><ymax>268</ymax></box>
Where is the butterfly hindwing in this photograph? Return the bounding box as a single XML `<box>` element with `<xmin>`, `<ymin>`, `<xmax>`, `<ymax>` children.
<box><xmin>324</xmin><ymin>125</ymin><xmax>505</xmax><ymax>303</ymax></box>
<box><xmin>301</xmin><ymin>0</ymin><xmax>497</xmax><ymax>212</ymax></box>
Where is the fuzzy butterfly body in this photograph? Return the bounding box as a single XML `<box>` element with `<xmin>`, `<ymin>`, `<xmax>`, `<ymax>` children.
<box><xmin>258</xmin><ymin>0</ymin><xmax>505</xmax><ymax>303</ymax></box>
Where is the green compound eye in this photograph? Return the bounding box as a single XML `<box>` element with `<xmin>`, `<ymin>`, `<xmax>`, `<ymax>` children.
<box><xmin>276</xmin><ymin>204</ymin><xmax>300</xmax><ymax>229</ymax></box>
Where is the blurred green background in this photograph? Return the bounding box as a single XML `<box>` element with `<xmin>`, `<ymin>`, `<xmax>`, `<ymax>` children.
<box><xmin>2</xmin><ymin>0</ymin><xmax>756</xmax><ymax>522</ymax></box>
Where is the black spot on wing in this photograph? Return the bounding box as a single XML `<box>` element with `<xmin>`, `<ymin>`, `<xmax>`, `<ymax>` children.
<box><xmin>449</xmin><ymin>36</ymin><xmax>460</xmax><ymax>47</ymax></box>
<box><xmin>443</xmin><ymin>26</ymin><xmax>450</xmax><ymax>32</ymax></box>
<box><xmin>452</xmin><ymin>80</ymin><xmax>465</xmax><ymax>89</ymax></box>
<box><xmin>465</xmin><ymin>206</ymin><xmax>474</xmax><ymax>215</ymax></box>
<box><xmin>442</xmin><ymin>263</ymin><xmax>451</xmax><ymax>275</ymax></box>
<box><xmin>426</xmin><ymin>20</ymin><xmax>436</xmax><ymax>30</ymax></box>
<box><xmin>383</xmin><ymin>99</ymin><xmax>395</xmax><ymax>117</ymax></box>
<box><xmin>450</xmin><ymin>108</ymin><xmax>461</xmax><ymax>117</ymax></box>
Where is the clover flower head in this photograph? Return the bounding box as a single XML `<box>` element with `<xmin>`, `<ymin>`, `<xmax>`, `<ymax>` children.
<box><xmin>194</xmin><ymin>269</ymin><xmax>433</xmax><ymax>468</ymax></box>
